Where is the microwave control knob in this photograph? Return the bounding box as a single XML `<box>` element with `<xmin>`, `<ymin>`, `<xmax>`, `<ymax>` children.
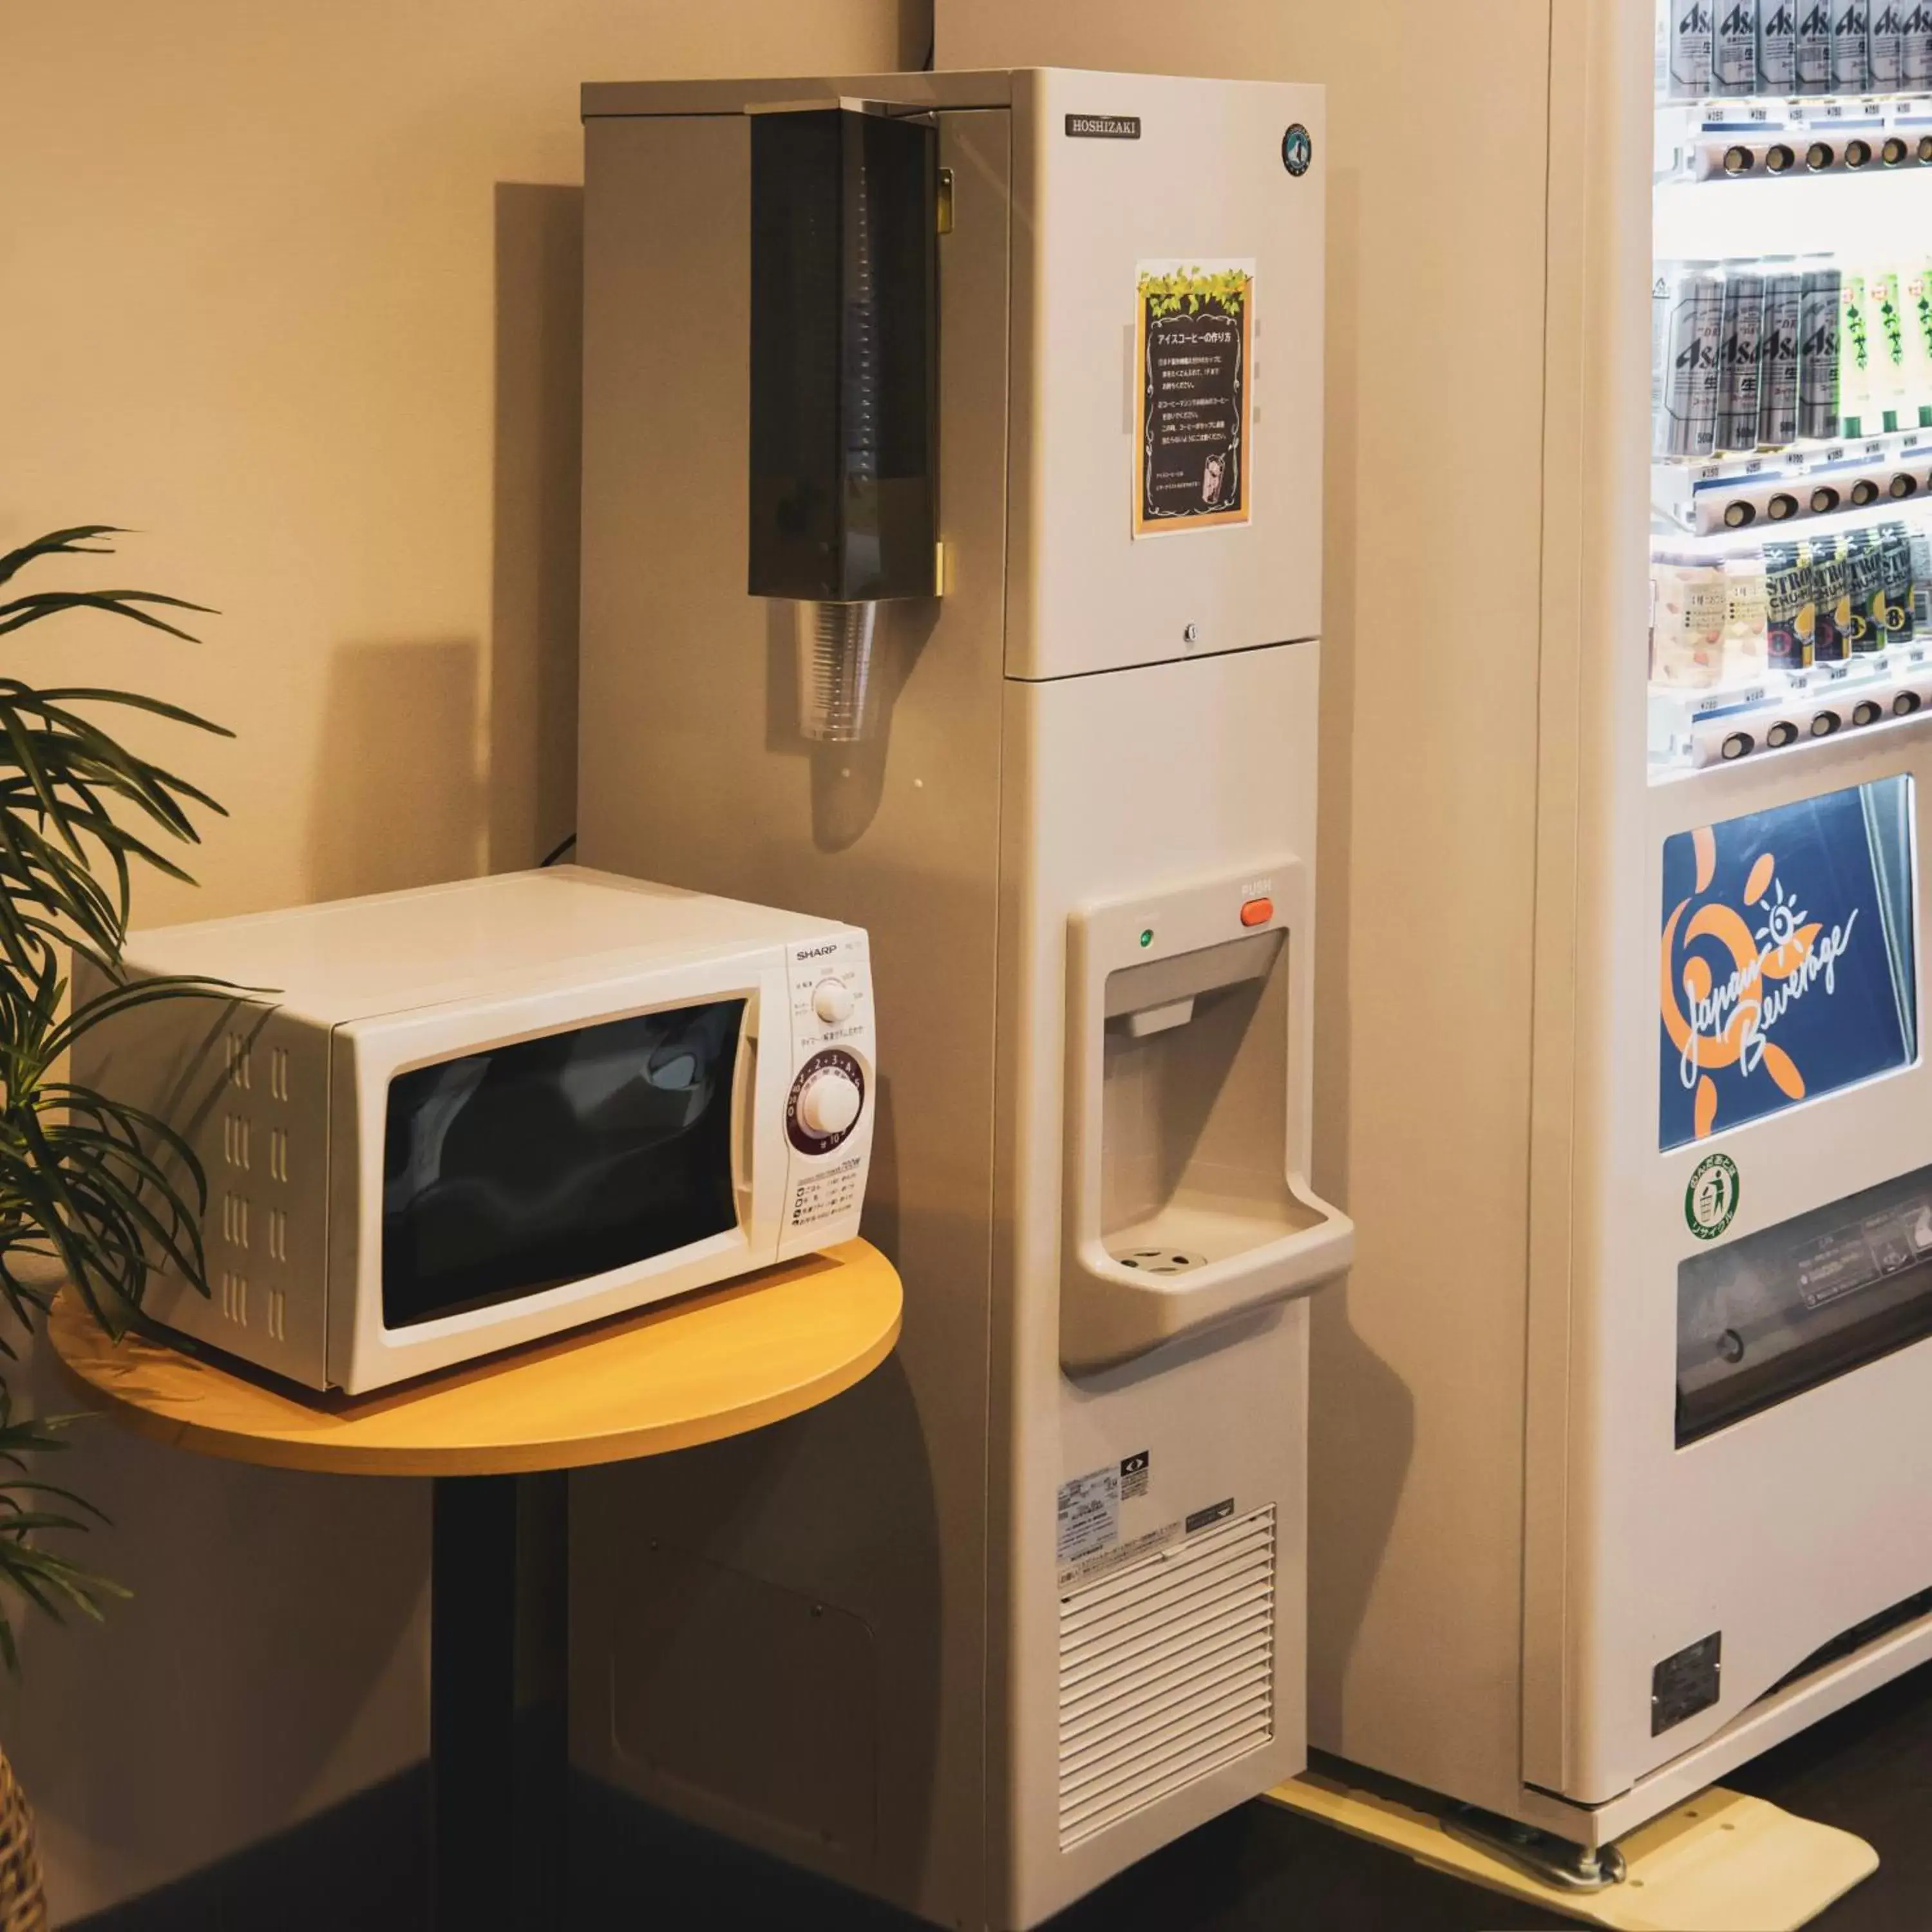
<box><xmin>797</xmin><ymin>1066</ymin><xmax>863</xmax><ymax>1138</ymax></box>
<box><xmin>812</xmin><ymin>978</ymin><xmax>855</xmax><ymax>1025</ymax></box>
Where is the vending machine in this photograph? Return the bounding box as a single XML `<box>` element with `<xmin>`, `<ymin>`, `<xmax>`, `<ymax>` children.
<box><xmin>567</xmin><ymin>68</ymin><xmax>1351</xmax><ymax>1930</ymax></box>
<box><xmin>929</xmin><ymin>0</ymin><xmax>1932</xmax><ymax>1893</ymax></box>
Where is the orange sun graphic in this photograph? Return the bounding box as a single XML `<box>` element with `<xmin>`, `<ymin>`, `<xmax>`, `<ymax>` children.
<box><xmin>1662</xmin><ymin>829</ymin><xmax>1819</xmax><ymax>1141</ymax></box>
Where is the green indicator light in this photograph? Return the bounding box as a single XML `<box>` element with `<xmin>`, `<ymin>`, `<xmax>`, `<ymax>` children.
<box><xmin>1139</xmin><ymin>929</ymin><xmax>1155</xmax><ymax>949</ymax></box>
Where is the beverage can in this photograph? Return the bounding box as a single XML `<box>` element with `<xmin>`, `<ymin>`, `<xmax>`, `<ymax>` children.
<box><xmin>1906</xmin><ymin>0</ymin><xmax>1932</xmax><ymax>84</ymax></box>
<box><xmin>1870</xmin><ymin>0</ymin><xmax>1907</xmax><ymax>83</ymax></box>
<box><xmin>1760</xmin><ymin>0</ymin><xmax>1799</xmax><ymax>86</ymax></box>
<box><xmin>1654</xmin><ymin>261</ymin><xmax>1727</xmax><ymax>459</ymax></box>
<box><xmin>1723</xmin><ymin>552</ymin><xmax>1772</xmax><ymax>677</ymax></box>
<box><xmin>1910</xmin><ymin>527</ymin><xmax>1932</xmax><ymax>631</ymax></box>
<box><xmin>1846</xmin><ymin>527</ymin><xmax>1888</xmax><ymax>652</ymax></box>
<box><xmin>1765</xmin><ymin>538</ymin><xmax>1819</xmax><ymax>667</ymax></box>
<box><xmin>1670</xmin><ymin>0</ymin><xmax>1717</xmax><ymax>95</ymax></box>
<box><xmin>1717</xmin><ymin>265</ymin><xmax>1766</xmax><ymax>451</ymax></box>
<box><xmin>1881</xmin><ymin>521</ymin><xmax>1917</xmax><ymax>644</ymax></box>
<box><xmin>1813</xmin><ymin>533</ymin><xmax>1853</xmax><ymax>660</ymax></box>
<box><xmin>1758</xmin><ymin>260</ymin><xmax>1804</xmax><ymax>446</ymax></box>
<box><xmin>1839</xmin><ymin>269</ymin><xmax>1871</xmax><ymax>437</ymax></box>
<box><xmin>1651</xmin><ymin>552</ymin><xmax>1729</xmax><ymax>685</ymax></box>
<box><xmin>1795</xmin><ymin>0</ymin><xmax>1835</xmax><ymax>86</ymax></box>
<box><xmin>1718</xmin><ymin>0</ymin><xmax>1762</xmax><ymax>87</ymax></box>
<box><xmin>1799</xmin><ymin>258</ymin><xmax>1842</xmax><ymax>442</ymax></box>
<box><xmin>1908</xmin><ymin>263</ymin><xmax>1932</xmax><ymax>428</ymax></box>
<box><xmin>1870</xmin><ymin>267</ymin><xmax>1909</xmax><ymax>431</ymax></box>
<box><xmin>1833</xmin><ymin>0</ymin><xmax>1873</xmax><ymax>90</ymax></box>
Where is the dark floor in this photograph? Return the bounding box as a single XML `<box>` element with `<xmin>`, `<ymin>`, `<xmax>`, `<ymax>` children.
<box><xmin>75</xmin><ymin>1653</ymin><xmax>1932</xmax><ymax>1931</ymax></box>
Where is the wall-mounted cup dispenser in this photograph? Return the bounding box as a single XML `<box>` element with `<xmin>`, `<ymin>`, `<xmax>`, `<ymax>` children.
<box><xmin>748</xmin><ymin>102</ymin><xmax>939</xmax><ymax>740</ymax></box>
<box><xmin>1061</xmin><ymin>864</ymin><xmax>1352</xmax><ymax>1371</ymax></box>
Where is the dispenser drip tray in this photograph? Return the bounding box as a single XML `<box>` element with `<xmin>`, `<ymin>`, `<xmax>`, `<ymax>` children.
<box><xmin>1110</xmin><ymin>1246</ymin><xmax>1209</xmax><ymax>1276</ymax></box>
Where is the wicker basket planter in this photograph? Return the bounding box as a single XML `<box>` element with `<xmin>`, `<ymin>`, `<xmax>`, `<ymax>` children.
<box><xmin>0</xmin><ymin>1746</ymin><xmax>45</xmax><ymax>1932</ymax></box>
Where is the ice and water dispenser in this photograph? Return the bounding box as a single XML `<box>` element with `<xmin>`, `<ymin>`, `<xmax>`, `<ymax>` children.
<box><xmin>573</xmin><ymin>69</ymin><xmax>1350</xmax><ymax>1929</ymax></box>
<box><xmin>1065</xmin><ymin>864</ymin><xmax>1349</xmax><ymax>1371</ymax></box>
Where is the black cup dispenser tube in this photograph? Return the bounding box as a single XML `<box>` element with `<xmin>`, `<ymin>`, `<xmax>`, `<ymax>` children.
<box><xmin>749</xmin><ymin>103</ymin><xmax>939</xmax><ymax>741</ymax></box>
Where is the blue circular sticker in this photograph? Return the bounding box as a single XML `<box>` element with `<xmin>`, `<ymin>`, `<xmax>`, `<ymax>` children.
<box><xmin>1282</xmin><ymin>124</ymin><xmax>1313</xmax><ymax>177</ymax></box>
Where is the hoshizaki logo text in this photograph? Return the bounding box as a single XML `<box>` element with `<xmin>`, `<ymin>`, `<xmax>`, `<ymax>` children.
<box><xmin>1065</xmin><ymin>113</ymin><xmax>1141</xmax><ymax>139</ymax></box>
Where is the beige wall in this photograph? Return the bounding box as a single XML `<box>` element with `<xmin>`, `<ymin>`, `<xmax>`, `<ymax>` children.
<box><xmin>1</xmin><ymin>3</ymin><xmax>922</xmax><ymax>1919</ymax></box>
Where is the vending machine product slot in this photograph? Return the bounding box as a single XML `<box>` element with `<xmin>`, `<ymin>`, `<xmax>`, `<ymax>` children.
<box><xmin>1679</xmin><ymin>1160</ymin><xmax>1932</xmax><ymax>1443</ymax></box>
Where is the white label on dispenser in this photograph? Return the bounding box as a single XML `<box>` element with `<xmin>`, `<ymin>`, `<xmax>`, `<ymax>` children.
<box><xmin>1056</xmin><ymin>1464</ymin><xmax>1121</xmax><ymax>1564</ymax></box>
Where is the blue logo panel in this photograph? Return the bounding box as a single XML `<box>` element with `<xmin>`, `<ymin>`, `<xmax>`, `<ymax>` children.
<box><xmin>1659</xmin><ymin>777</ymin><xmax>1918</xmax><ymax>1151</ymax></box>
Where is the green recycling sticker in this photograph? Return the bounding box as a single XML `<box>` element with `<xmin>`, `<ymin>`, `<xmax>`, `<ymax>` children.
<box><xmin>1685</xmin><ymin>1153</ymin><xmax>1741</xmax><ymax>1242</ymax></box>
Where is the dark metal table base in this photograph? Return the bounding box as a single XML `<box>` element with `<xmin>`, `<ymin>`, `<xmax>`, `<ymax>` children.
<box><xmin>430</xmin><ymin>1472</ymin><xmax>570</xmax><ymax>1931</ymax></box>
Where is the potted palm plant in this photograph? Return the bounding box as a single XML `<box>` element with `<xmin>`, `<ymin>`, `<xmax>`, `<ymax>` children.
<box><xmin>0</xmin><ymin>524</ymin><xmax>231</xmax><ymax>1925</ymax></box>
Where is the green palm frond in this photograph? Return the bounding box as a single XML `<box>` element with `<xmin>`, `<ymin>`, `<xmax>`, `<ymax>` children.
<box><xmin>0</xmin><ymin>527</ymin><xmax>229</xmax><ymax>975</ymax></box>
<box><xmin>0</xmin><ymin>525</ymin><xmax>232</xmax><ymax>1665</ymax></box>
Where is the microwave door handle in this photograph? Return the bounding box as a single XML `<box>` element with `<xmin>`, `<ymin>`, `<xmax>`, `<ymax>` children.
<box><xmin>730</xmin><ymin>1026</ymin><xmax>757</xmax><ymax>1219</ymax></box>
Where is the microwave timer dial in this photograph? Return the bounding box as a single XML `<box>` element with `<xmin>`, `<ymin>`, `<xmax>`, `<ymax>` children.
<box><xmin>788</xmin><ymin>1049</ymin><xmax>866</xmax><ymax>1153</ymax></box>
<box><xmin>812</xmin><ymin>978</ymin><xmax>856</xmax><ymax>1025</ymax></box>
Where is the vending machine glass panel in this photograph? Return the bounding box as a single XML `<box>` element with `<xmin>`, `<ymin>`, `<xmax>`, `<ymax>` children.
<box><xmin>1660</xmin><ymin>776</ymin><xmax>1918</xmax><ymax>1151</ymax></box>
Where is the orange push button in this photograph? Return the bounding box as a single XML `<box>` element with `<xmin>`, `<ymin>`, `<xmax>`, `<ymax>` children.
<box><xmin>1240</xmin><ymin>897</ymin><xmax>1274</xmax><ymax>927</ymax></box>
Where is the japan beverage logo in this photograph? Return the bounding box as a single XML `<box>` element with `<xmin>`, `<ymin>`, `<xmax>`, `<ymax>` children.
<box><xmin>1658</xmin><ymin>783</ymin><xmax>1917</xmax><ymax>1151</ymax></box>
<box><xmin>1800</xmin><ymin>1</ymin><xmax>1833</xmax><ymax>32</ymax></box>
<box><xmin>1680</xmin><ymin>1</ymin><xmax>1713</xmax><ymax>31</ymax></box>
<box><xmin>1722</xmin><ymin>1</ymin><xmax>1758</xmax><ymax>34</ymax></box>
<box><xmin>1766</xmin><ymin>1</ymin><xmax>1797</xmax><ymax>30</ymax></box>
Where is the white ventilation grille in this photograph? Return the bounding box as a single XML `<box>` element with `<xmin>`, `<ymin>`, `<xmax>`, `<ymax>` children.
<box><xmin>1057</xmin><ymin>1504</ymin><xmax>1276</xmax><ymax>1850</ymax></box>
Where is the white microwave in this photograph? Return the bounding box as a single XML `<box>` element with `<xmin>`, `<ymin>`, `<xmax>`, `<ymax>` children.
<box><xmin>75</xmin><ymin>867</ymin><xmax>875</xmax><ymax>1393</ymax></box>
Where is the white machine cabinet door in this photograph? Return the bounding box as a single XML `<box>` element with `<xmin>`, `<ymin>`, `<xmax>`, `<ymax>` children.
<box><xmin>1007</xmin><ymin>69</ymin><xmax>1325</xmax><ymax>681</ymax></box>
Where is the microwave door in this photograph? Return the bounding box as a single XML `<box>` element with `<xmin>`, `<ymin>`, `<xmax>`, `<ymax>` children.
<box><xmin>379</xmin><ymin>996</ymin><xmax>751</xmax><ymax>1331</ymax></box>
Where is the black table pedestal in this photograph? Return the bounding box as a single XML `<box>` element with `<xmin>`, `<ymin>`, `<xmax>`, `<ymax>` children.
<box><xmin>430</xmin><ymin>1472</ymin><xmax>569</xmax><ymax>1931</ymax></box>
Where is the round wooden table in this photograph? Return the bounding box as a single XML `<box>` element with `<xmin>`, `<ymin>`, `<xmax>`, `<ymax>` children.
<box><xmin>50</xmin><ymin>1240</ymin><xmax>902</xmax><ymax>1931</ymax></box>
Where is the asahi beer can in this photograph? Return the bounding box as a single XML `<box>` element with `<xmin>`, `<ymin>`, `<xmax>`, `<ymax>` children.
<box><xmin>1759</xmin><ymin>259</ymin><xmax>1804</xmax><ymax>446</ymax></box>
<box><xmin>1906</xmin><ymin>0</ymin><xmax>1932</xmax><ymax>84</ymax></box>
<box><xmin>1760</xmin><ymin>0</ymin><xmax>1799</xmax><ymax>86</ymax></box>
<box><xmin>1717</xmin><ymin>0</ymin><xmax>1763</xmax><ymax>86</ymax></box>
<box><xmin>1846</xmin><ymin>527</ymin><xmax>1888</xmax><ymax>650</ymax></box>
<box><xmin>1814</xmin><ymin>533</ymin><xmax>1853</xmax><ymax>660</ymax></box>
<box><xmin>1671</xmin><ymin>0</ymin><xmax>1717</xmax><ymax>95</ymax></box>
<box><xmin>1796</xmin><ymin>0</ymin><xmax>1835</xmax><ymax>86</ymax></box>
<box><xmin>1881</xmin><ymin>521</ymin><xmax>1917</xmax><ymax>645</ymax></box>
<box><xmin>1833</xmin><ymin>0</ymin><xmax>1873</xmax><ymax>90</ymax></box>
<box><xmin>1765</xmin><ymin>538</ymin><xmax>1819</xmax><ymax>667</ymax></box>
<box><xmin>1654</xmin><ymin>261</ymin><xmax>1727</xmax><ymax>459</ymax></box>
<box><xmin>1799</xmin><ymin>258</ymin><xmax>1842</xmax><ymax>442</ymax></box>
<box><xmin>1717</xmin><ymin>265</ymin><xmax>1767</xmax><ymax>451</ymax></box>
<box><xmin>1870</xmin><ymin>0</ymin><xmax>1908</xmax><ymax>84</ymax></box>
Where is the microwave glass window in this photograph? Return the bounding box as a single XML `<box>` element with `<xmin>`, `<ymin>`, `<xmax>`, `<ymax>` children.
<box><xmin>381</xmin><ymin>999</ymin><xmax>746</xmax><ymax>1329</ymax></box>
